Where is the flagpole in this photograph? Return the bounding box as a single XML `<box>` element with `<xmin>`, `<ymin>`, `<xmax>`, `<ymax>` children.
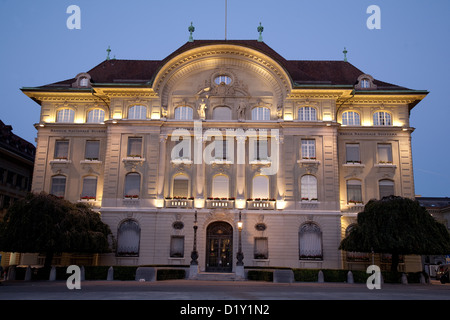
<box><xmin>225</xmin><ymin>0</ymin><xmax>227</xmax><ymax>40</ymax></box>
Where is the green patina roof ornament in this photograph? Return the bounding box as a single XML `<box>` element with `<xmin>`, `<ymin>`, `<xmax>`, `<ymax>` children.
<box><xmin>106</xmin><ymin>46</ymin><xmax>111</xmax><ymax>61</ymax></box>
<box><xmin>343</xmin><ymin>47</ymin><xmax>348</xmax><ymax>62</ymax></box>
<box><xmin>188</xmin><ymin>22</ymin><xmax>195</xmax><ymax>42</ymax></box>
<box><xmin>257</xmin><ymin>22</ymin><xmax>264</xmax><ymax>42</ymax></box>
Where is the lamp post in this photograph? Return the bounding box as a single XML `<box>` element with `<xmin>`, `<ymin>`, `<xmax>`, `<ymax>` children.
<box><xmin>236</xmin><ymin>211</ymin><xmax>244</xmax><ymax>266</ymax></box>
<box><xmin>191</xmin><ymin>210</ymin><xmax>198</xmax><ymax>265</ymax></box>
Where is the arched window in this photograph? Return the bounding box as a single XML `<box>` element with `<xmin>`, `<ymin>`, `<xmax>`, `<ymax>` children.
<box><xmin>213</xmin><ymin>106</ymin><xmax>232</xmax><ymax>120</ymax></box>
<box><xmin>360</xmin><ymin>79</ymin><xmax>370</xmax><ymax>88</ymax></box>
<box><xmin>347</xmin><ymin>179</ymin><xmax>362</xmax><ymax>203</ymax></box>
<box><xmin>252</xmin><ymin>175</ymin><xmax>269</xmax><ymax>199</ymax></box>
<box><xmin>341</xmin><ymin>111</ymin><xmax>361</xmax><ymax>125</ymax></box>
<box><xmin>300</xmin><ymin>175</ymin><xmax>317</xmax><ymax>200</ymax></box>
<box><xmin>373</xmin><ymin>111</ymin><xmax>391</xmax><ymax>126</ymax></box>
<box><xmin>212</xmin><ymin>175</ymin><xmax>229</xmax><ymax>198</ymax></box>
<box><xmin>87</xmin><ymin>109</ymin><xmax>105</xmax><ymax>123</ymax></box>
<box><xmin>173</xmin><ymin>174</ymin><xmax>189</xmax><ymax>198</ymax></box>
<box><xmin>174</xmin><ymin>106</ymin><xmax>193</xmax><ymax>120</ymax></box>
<box><xmin>128</xmin><ymin>105</ymin><xmax>147</xmax><ymax>119</ymax></box>
<box><xmin>251</xmin><ymin>107</ymin><xmax>270</xmax><ymax>120</ymax></box>
<box><xmin>117</xmin><ymin>219</ymin><xmax>140</xmax><ymax>256</ymax></box>
<box><xmin>124</xmin><ymin>173</ymin><xmax>140</xmax><ymax>198</ymax></box>
<box><xmin>298</xmin><ymin>107</ymin><xmax>317</xmax><ymax>121</ymax></box>
<box><xmin>81</xmin><ymin>176</ymin><xmax>97</xmax><ymax>200</ymax></box>
<box><xmin>299</xmin><ymin>222</ymin><xmax>322</xmax><ymax>260</ymax></box>
<box><xmin>56</xmin><ymin>109</ymin><xmax>75</xmax><ymax>123</ymax></box>
<box><xmin>379</xmin><ymin>179</ymin><xmax>395</xmax><ymax>199</ymax></box>
<box><xmin>51</xmin><ymin>175</ymin><xmax>66</xmax><ymax>198</ymax></box>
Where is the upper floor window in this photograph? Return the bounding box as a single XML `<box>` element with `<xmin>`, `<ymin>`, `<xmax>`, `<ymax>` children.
<box><xmin>51</xmin><ymin>175</ymin><xmax>66</xmax><ymax>198</ymax></box>
<box><xmin>85</xmin><ymin>140</ymin><xmax>100</xmax><ymax>160</ymax></box>
<box><xmin>379</xmin><ymin>179</ymin><xmax>395</xmax><ymax>199</ymax></box>
<box><xmin>377</xmin><ymin>143</ymin><xmax>393</xmax><ymax>163</ymax></box>
<box><xmin>124</xmin><ymin>173</ymin><xmax>141</xmax><ymax>198</ymax></box>
<box><xmin>128</xmin><ymin>105</ymin><xmax>147</xmax><ymax>120</ymax></box>
<box><xmin>342</xmin><ymin>111</ymin><xmax>361</xmax><ymax>126</ymax></box>
<box><xmin>127</xmin><ymin>137</ymin><xmax>142</xmax><ymax>158</ymax></box>
<box><xmin>174</xmin><ymin>106</ymin><xmax>193</xmax><ymax>120</ymax></box>
<box><xmin>81</xmin><ymin>176</ymin><xmax>97</xmax><ymax>200</ymax></box>
<box><xmin>214</xmin><ymin>75</ymin><xmax>232</xmax><ymax>85</ymax></box>
<box><xmin>298</xmin><ymin>107</ymin><xmax>317</xmax><ymax>121</ymax></box>
<box><xmin>250</xmin><ymin>138</ymin><xmax>269</xmax><ymax>161</ymax></box>
<box><xmin>252</xmin><ymin>107</ymin><xmax>271</xmax><ymax>121</ymax></box>
<box><xmin>347</xmin><ymin>179</ymin><xmax>362</xmax><ymax>204</ymax></box>
<box><xmin>54</xmin><ymin>140</ymin><xmax>69</xmax><ymax>160</ymax></box>
<box><xmin>212</xmin><ymin>175</ymin><xmax>229</xmax><ymax>199</ymax></box>
<box><xmin>56</xmin><ymin>109</ymin><xmax>75</xmax><ymax>123</ymax></box>
<box><xmin>300</xmin><ymin>175</ymin><xmax>317</xmax><ymax>201</ymax></box>
<box><xmin>173</xmin><ymin>174</ymin><xmax>189</xmax><ymax>198</ymax></box>
<box><xmin>345</xmin><ymin>143</ymin><xmax>360</xmax><ymax>163</ymax></box>
<box><xmin>301</xmin><ymin>139</ymin><xmax>316</xmax><ymax>159</ymax></box>
<box><xmin>373</xmin><ymin>111</ymin><xmax>392</xmax><ymax>126</ymax></box>
<box><xmin>87</xmin><ymin>109</ymin><xmax>105</xmax><ymax>123</ymax></box>
<box><xmin>252</xmin><ymin>175</ymin><xmax>269</xmax><ymax>199</ymax></box>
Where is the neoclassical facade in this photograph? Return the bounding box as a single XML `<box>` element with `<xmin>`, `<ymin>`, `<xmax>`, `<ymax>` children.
<box><xmin>22</xmin><ymin>40</ymin><xmax>428</xmax><ymax>272</ymax></box>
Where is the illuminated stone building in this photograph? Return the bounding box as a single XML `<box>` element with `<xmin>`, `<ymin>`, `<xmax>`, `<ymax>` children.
<box><xmin>21</xmin><ymin>38</ymin><xmax>428</xmax><ymax>273</ymax></box>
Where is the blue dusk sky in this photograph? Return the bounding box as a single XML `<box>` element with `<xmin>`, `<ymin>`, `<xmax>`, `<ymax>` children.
<box><xmin>0</xmin><ymin>0</ymin><xmax>449</xmax><ymax>197</ymax></box>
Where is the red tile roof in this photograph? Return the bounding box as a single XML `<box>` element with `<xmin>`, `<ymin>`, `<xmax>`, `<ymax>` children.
<box><xmin>39</xmin><ymin>40</ymin><xmax>413</xmax><ymax>91</ymax></box>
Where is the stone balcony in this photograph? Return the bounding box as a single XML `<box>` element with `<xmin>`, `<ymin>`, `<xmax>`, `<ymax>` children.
<box><xmin>164</xmin><ymin>198</ymin><xmax>194</xmax><ymax>208</ymax></box>
<box><xmin>247</xmin><ymin>199</ymin><xmax>276</xmax><ymax>210</ymax></box>
<box><xmin>206</xmin><ymin>199</ymin><xmax>235</xmax><ymax>209</ymax></box>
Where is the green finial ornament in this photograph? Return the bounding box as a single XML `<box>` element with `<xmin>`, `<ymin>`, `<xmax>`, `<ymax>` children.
<box><xmin>343</xmin><ymin>47</ymin><xmax>348</xmax><ymax>62</ymax></box>
<box><xmin>257</xmin><ymin>22</ymin><xmax>264</xmax><ymax>42</ymax></box>
<box><xmin>188</xmin><ymin>22</ymin><xmax>195</xmax><ymax>42</ymax></box>
<box><xmin>106</xmin><ymin>46</ymin><xmax>111</xmax><ymax>60</ymax></box>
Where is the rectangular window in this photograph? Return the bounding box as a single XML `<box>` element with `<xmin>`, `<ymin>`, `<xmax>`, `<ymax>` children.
<box><xmin>51</xmin><ymin>176</ymin><xmax>66</xmax><ymax>198</ymax></box>
<box><xmin>301</xmin><ymin>139</ymin><xmax>316</xmax><ymax>159</ymax></box>
<box><xmin>170</xmin><ymin>236</ymin><xmax>185</xmax><ymax>258</ymax></box>
<box><xmin>254</xmin><ymin>237</ymin><xmax>268</xmax><ymax>259</ymax></box>
<box><xmin>346</xmin><ymin>143</ymin><xmax>360</xmax><ymax>163</ymax></box>
<box><xmin>85</xmin><ymin>140</ymin><xmax>100</xmax><ymax>160</ymax></box>
<box><xmin>347</xmin><ymin>180</ymin><xmax>362</xmax><ymax>203</ymax></box>
<box><xmin>379</xmin><ymin>180</ymin><xmax>395</xmax><ymax>199</ymax></box>
<box><xmin>54</xmin><ymin>140</ymin><xmax>69</xmax><ymax>159</ymax></box>
<box><xmin>127</xmin><ymin>137</ymin><xmax>142</xmax><ymax>157</ymax></box>
<box><xmin>377</xmin><ymin>144</ymin><xmax>392</xmax><ymax>163</ymax></box>
<box><xmin>81</xmin><ymin>177</ymin><xmax>97</xmax><ymax>199</ymax></box>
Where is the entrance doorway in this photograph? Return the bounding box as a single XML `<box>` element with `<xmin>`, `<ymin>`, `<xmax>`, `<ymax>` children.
<box><xmin>206</xmin><ymin>221</ymin><xmax>233</xmax><ymax>272</ymax></box>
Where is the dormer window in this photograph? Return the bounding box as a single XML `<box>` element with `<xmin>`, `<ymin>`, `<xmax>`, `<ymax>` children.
<box><xmin>79</xmin><ymin>77</ymin><xmax>89</xmax><ymax>87</ymax></box>
<box><xmin>360</xmin><ymin>79</ymin><xmax>370</xmax><ymax>88</ymax></box>
<box><xmin>356</xmin><ymin>74</ymin><xmax>376</xmax><ymax>90</ymax></box>
<box><xmin>73</xmin><ymin>72</ymin><xmax>91</xmax><ymax>88</ymax></box>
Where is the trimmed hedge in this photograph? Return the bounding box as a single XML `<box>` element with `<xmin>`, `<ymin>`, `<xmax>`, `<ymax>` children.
<box><xmin>157</xmin><ymin>269</ymin><xmax>186</xmax><ymax>281</ymax></box>
<box><xmin>247</xmin><ymin>270</ymin><xmax>273</xmax><ymax>282</ymax></box>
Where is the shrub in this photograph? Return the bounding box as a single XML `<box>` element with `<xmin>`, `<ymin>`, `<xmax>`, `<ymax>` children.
<box><xmin>157</xmin><ymin>269</ymin><xmax>185</xmax><ymax>280</ymax></box>
<box><xmin>247</xmin><ymin>270</ymin><xmax>273</xmax><ymax>282</ymax></box>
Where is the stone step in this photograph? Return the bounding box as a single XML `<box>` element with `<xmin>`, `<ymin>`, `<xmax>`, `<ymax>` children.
<box><xmin>194</xmin><ymin>272</ymin><xmax>239</xmax><ymax>281</ymax></box>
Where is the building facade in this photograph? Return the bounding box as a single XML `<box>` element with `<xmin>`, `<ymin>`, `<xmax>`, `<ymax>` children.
<box><xmin>0</xmin><ymin>120</ymin><xmax>35</xmax><ymax>267</ymax></box>
<box><xmin>21</xmin><ymin>40</ymin><xmax>428</xmax><ymax>272</ymax></box>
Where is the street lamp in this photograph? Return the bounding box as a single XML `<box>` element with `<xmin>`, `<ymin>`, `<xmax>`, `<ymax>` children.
<box><xmin>236</xmin><ymin>211</ymin><xmax>244</xmax><ymax>266</ymax></box>
<box><xmin>190</xmin><ymin>210</ymin><xmax>198</xmax><ymax>266</ymax></box>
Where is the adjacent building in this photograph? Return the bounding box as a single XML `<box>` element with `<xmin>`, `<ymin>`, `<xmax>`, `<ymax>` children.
<box><xmin>0</xmin><ymin>120</ymin><xmax>35</xmax><ymax>268</ymax></box>
<box><xmin>21</xmin><ymin>39</ymin><xmax>428</xmax><ymax>272</ymax></box>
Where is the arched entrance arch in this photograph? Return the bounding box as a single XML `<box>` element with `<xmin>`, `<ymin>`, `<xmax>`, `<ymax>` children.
<box><xmin>205</xmin><ymin>221</ymin><xmax>233</xmax><ymax>272</ymax></box>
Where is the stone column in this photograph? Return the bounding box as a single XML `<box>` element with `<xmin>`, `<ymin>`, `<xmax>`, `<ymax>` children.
<box><xmin>156</xmin><ymin>134</ymin><xmax>168</xmax><ymax>204</ymax></box>
<box><xmin>235</xmin><ymin>134</ymin><xmax>247</xmax><ymax>208</ymax></box>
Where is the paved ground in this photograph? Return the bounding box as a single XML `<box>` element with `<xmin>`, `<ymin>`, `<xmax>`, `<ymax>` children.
<box><xmin>1</xmin><ymin>280</ymin><xmax>448</xmax><ymax>318</ymax></box>
<box><xmin>1</xmin><ymin>279</ymin><xmax>449</xmax><ymax>300</ymax></box>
